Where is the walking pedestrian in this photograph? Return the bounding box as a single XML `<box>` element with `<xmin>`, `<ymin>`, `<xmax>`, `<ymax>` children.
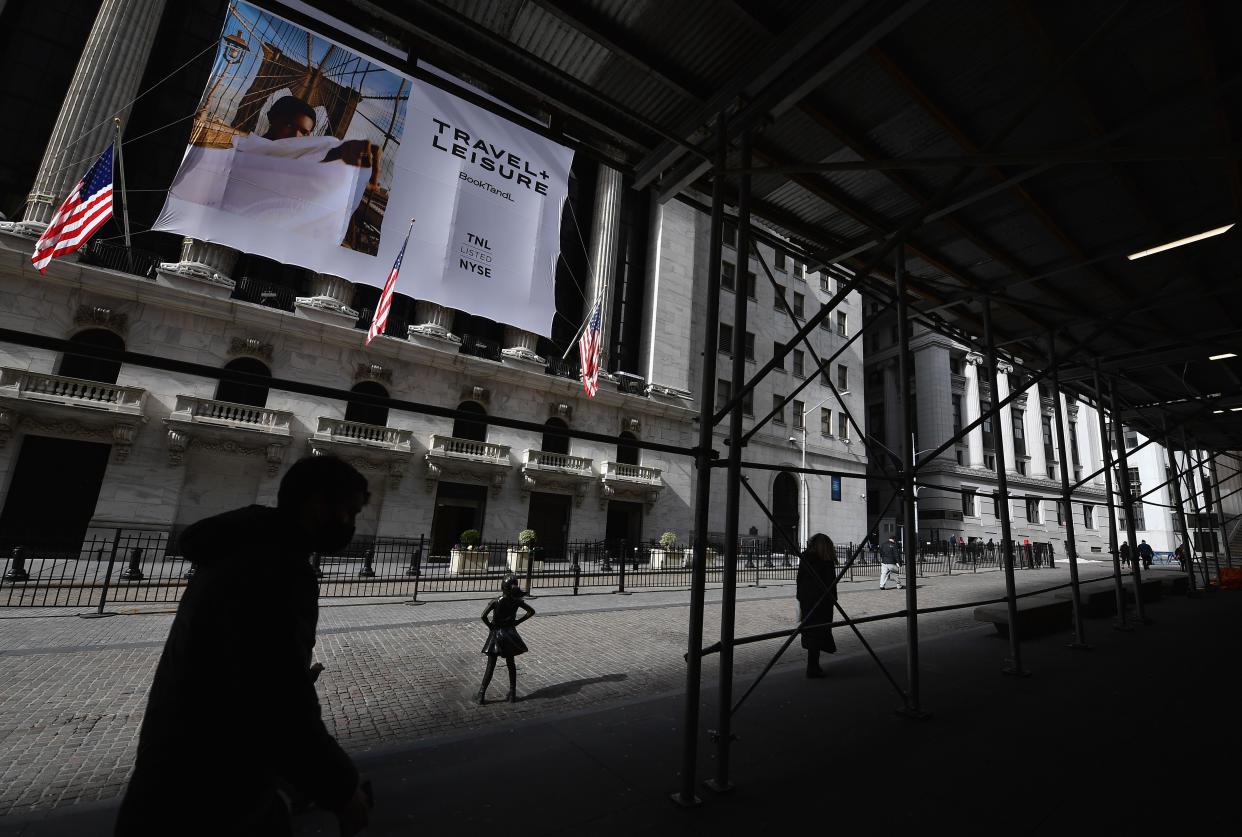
<box><xmin>1174</xmin><ymin>542</ymin><xmax>1188</xmax><ymax>572</ymax></box>
<box><xmin>878</xmin><ymin>535</ymin><xmax>904</xmax><ymax>590</ymax></box>
<box><xmin>477</xmin><ymin>575</ymin><xmax>536</xmax><ymax>703</ymax></box>
<box><xmin>1138</xmin><ymin>539</ymin><xmax>1154</xmax><ymax>570</ymax></box>
<box><xmin>1120</xmin><ymin>540</ymin><xmax>1132</xmax><ymax>569</ymax></box>
<box><xmin>115</xmin><ymin>455</ymin><xmax>373</xmax><ymax>837</ymax></box>
<box><xmin>796</xmin><ymin>532</ymin><xmax>837</xmax><ymax>678</ymax></box>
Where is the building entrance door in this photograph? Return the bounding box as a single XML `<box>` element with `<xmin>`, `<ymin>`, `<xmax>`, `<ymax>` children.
<box><xmin>771</xmin><ymin>471</ymin><xmax>799</xmax><ymax>551</ymax></box>
<box><xmin>526</xmin><ymin>492</ymin><xmax>571</xmax><ymax>562</ymax></box>
<box><xmin>429</xmin><ymin>482</ymin><xmax>488</xmax><ymax>559</ymax></box>
<box><xmin>0</xmin><ymin>435</ymin><xmax>111</xmax><ymax>551</ymax></box>
<box><xmin>605</xmin><ymin>500</ymin><xmax>643</xmax><ymax>566</ymax></box>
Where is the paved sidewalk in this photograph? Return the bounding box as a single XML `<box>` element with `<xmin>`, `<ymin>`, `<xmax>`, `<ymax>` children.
<box><xmin>0</xmin><ymin>562</ymin><xmax>1163</xmax><ymax>832</ymax></box>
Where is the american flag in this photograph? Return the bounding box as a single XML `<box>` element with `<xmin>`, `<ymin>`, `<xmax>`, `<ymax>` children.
<box><xmin>31</xmin><ymin>145</ymin><xmax>114</xmax><ymax>272</ymax></box>
<box><xmin>366</xmin><ymin>220</ymin><xmax>414</xmax><ymax>346</ymax></box>
<box><xmin>579</xmin><ymin>299</ymin><xmax>602</xmax><ymax>397</ymax></box>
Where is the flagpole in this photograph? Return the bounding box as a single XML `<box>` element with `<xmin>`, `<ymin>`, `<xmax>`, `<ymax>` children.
<box><xmin>112</xmin><ymin>117</ymin><xmax>132</xmax><ymax>251</ymax></box>
<box><xmin>561</xmin><ymin>300</ymin><xmax>595</xmax><ymax>360</ymax></box>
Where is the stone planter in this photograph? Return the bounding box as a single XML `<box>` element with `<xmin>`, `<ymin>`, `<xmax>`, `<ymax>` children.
<box><xmin>679</xmin><ymin>548</ymin><xmax>719</xmax><ymax>568</ymax></box>
<box><xmin>649</xmin><ymin>548</ymin><xmax>680</xmax><ymax>569</ymax></box>
<box><xmin>506</xmin><ymin>548</ymin><xmax>543</xmax><ymax>574</ymax></box>
<box><xmin>450</xmin><ymin>548</ymin><xmax>489</xmax><ymax>573</ymax></box>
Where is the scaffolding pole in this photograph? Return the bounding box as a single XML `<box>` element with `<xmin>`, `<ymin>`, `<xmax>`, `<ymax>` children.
<box><xmin>1092</xmin><ymin>362</ymin><xmax>1128</xmax><ymax>628</ymax></box>
<box><xmin>673</xmin><ymin>114</ymin><xmax>727</xmax><ymax>809</ymax></box>
<box><xmin>709</xmin><ymin>125</ymin><xmax>751</xmax><ymax>796</ymax></box>
<box><xmin>983</xmin><ymin>299</ymin><xmax>1026</xmax><ymax>676</ymax></box>
<box><xmin>1181</xmin><ymin>430</ymin><xmax>1214</xmax><ymax>588</ymax></box>
<box><xmin>1048</xmin><ymin>331</ymin><xmax>1088</xmax><ymax>648</ymax></box>
<box><xmin>1163</xmin><ymin>418</ymin><xmax>1198</xmax><ymax>598</ymax></box>
<box><xmin>1109</xmin><ymin>380</ymin><xmax>1148</xmax><ymax>624</ymax></box>
<box><xmin>1209</xmin><ymin>453</ymin><xmax>1234</xmax><ymax>569</ymax></box>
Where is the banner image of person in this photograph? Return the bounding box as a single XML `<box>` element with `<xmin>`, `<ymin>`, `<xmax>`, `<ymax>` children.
<box><xmin>155</xmin><ymin>2</ymin><xmax>573</xmax><ymax>339</ymax></box>
<box><xmin>155</xmin><ymin>1</ymin><xmax>408</xmax><ymax>258</ymax></box>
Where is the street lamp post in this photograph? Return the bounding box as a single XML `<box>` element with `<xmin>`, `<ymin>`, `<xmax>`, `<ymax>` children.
<box><xmin>909</xmin><ymin>434</ymin><xmax>941</xmax><ymax>553</ymax></box>
<box><xmin>799</xmin><ymin>391</ymin><xmax>848</xmax><ymax>549</ymax></box>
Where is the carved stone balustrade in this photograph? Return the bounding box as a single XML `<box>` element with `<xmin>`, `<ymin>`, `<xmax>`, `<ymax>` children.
<box><xmin>424</xmin><ymin>433</ymin><xmax>511</xmax><ymax>495</ymax></box>
<box><xmin>521</xmin><ymin>449</ymin><xmax>594</xmax><ymax>505</ymax></box>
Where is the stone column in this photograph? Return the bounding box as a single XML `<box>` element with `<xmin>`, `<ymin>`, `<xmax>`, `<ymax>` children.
<box><xmin>964</xmin><ymin>352</ymin><xmax>984</xmax><ymax>466</ymax></box>
<box><xmin>296</xmin><ymin>271</ymin><xmax>358</xmax><ymax>323</ymax></box>
<box><xmin>159</xmin><ymin>236</ymin><xmax>240</xmax><ymax>286</ymax></box>
<box><xmin>996</xmin><ymin>362</ymin><xmax>1017</xmax><ymax>475</ymax></box>
<box><xmin>1027</xmin><ymin>384</ymin><xmax>1046</xmax><ymax>478</ymax></box>
<box><xmin>408</xmin><ymin>300</ymin><xmax>460</xmax><ymax>344</ymax></box>
<box><xmin>10</xmin><ymin>0</ymin><xmax>168</xmax><ymax>233</ymax></box>
<box><xmin>882</xmin><ymin>360</ymin><xmax>902</xmax><ymax>456</ymax></box>
<box><xmin>584</xmin><ymin>164</ymin><xmax>623</xmax><ymax>375</ymax></box>
<box><xmin>501</xmin><ymin>326</ymin><xmax>544</xmax><ymax>366</ymax></box>
<box><xmin>912</xmin><ymin>337</ymin><xmax>954</xmax><ymax>464</ymax></box>
<box><xmin>640</xmin><ymin>195</ymin><xmax>694</xmax><ymax>399</ymax></box>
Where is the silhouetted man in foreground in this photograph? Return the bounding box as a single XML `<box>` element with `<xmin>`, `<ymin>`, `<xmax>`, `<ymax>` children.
<box><xmin>115</xmin><ymin>456</ymin><xmax>372</xmax><ymax>836</ymax></box>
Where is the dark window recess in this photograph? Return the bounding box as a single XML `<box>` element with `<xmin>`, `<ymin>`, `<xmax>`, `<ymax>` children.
<box><xmin>344</xmin><ymin>381</ymin><xmax>389</xmax><ymax>427</ymax></box>
<box><xmin>744</xmin><ymin>331</ymin><xmax>755</xmax><ymax>361</ymax></box>
<box><xmin>230</xmin><ymin>254</ymin><xmax>302</xmax><ymax>312</ymax></box>
<box><xmin>542</xmin><ymin>417</ymin><xmax>570</xmax><ymax>455</ymax></box>
<box><xmin>745</xmin><ymin>272</ymin><xmax>757</xmax><ymax>300</ymax></box>
<box><xmin>721</xmin><ymin>261</ymin><xmax>736</xmax><ymax>290</ymax></box>
<box><xmin>57</xmin><ymin>328</ymin><xmax>124</xmax><ymax>384</ymax></box>
<box><xmin>718</xmin><ymin>323</ymin><xmax>733</xmax><ymax>354</ymax></box>
<box><xmin>453</xmin><ymin>401</ymin><xmax>488</xmax><ymax>442</ymax></box>
<box><xmin>216</xmin><ymin>357</ymin><xmax>271</xmax><ymax>408</ymax></box>
<box><xmin>608</xmin><ymin>182</ymin><xmax>649</xmax><ymax>375</ymax></box>
<box><xmin>773</xmin><ymin>342</ymin><xmax>784</xmax><ymax>370</ymax></box>
<box><xmin>617</xmin><ymin>430</ymin><xmax>639</xmax><ymax>465</ymax></box>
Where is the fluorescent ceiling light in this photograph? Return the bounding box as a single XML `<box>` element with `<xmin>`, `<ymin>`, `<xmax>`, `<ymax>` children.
<box><xmin>1214</xmin><ymin>410</ymin><xmax>1225</xmax><ymax>414</ymax></box>
<box><xmin>1232</xmin><ymin>407</ymin><xmax>1242</xmax><ymax>412</ymax></box>
<box><xmin>1127</xmin><ymin>223</ymin><xmax>1235</xmax><ymax>260</ymax></box>
<box><xmin>1209</xmin><ymin>352</ymin><xmax>1237</xmax><ymax>361</ymax></box>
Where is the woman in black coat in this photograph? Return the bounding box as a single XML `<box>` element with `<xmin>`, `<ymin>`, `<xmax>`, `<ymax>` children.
<box><xmin>796</xmin><ymin>532</ymin><xmax>838</xmax><ymax>678</ymax></box>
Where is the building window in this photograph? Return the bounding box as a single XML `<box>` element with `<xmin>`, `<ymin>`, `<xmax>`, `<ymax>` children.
<box><xmin>746</xmin><ymin>272</ymin><xmax>756</xmax><ymax>300</ymax></box>
<box><xmin>1016</xmin><ymin>460</ymin><xmax>1027</xmax><ymax>476</ymax></box>
<box><xmin>792</xmin><ymin>350</ymin><xmax>805</xmax><ymax>378</ymax></box>
<box><xmin>949</xmin><ymin>355</ymin><xmax>964</xmax><ymax>375</ymax></box>
<box><xmin>1056</xmin><ymin>500</ymin><xmax>1065</xmax><ymax>525</ymax></box>
<box><xmin>743</xmin><ymin>387</ymin><xmax>753</xmax><ymax>416</ymax></box>
<box><xmin>1046</xmin><ymin>464</ymin><xmax>1057</xmax><ymax>480</ymax></box>
<box><xmin>1082</xmin><ymin>504</ymin><xmax>1095</xmax><ymax>529</ymax></box>
<box><xmin>1124</xmin><ymin>428</ymin><xmax>1139</xmax><ymax>450</ymax></box>
<box><xmin>541</xmin><ymin>417</ymin><xmax>570</xmax><ymax>455</ymax></box>
<box><xmin>831</xmin><ymin>475</ymin><xmax>842</xmax><ymax>502</ymax></box>
<box><xmin>773</xmin><ymin>395</ymin><xmax>786</xmax><ymax>425</ymax></box>
<box><xmin>957</xmin><ymin>449</ymin><xmax>967</xmax><ymax>466</ymax></box>
<box><xmin>984</xmin><ymin>453</ymin><xmax>996</xmax><ymax>471</ymax></box>
<box><xmin>820</xmin><ymin>303</ymin><xmax>831</xmax><ymax>331</ymax></box>
<box><xmin>981</xmin><ymin>399</ymin><xmax>994</xmax><ymax>448</ymax></box>
<box><xmin>793</xmin><ymin>400</ymin><xmax>805</xmax><ymax>430</ymax></box>
<box><xmin>773</xmin><ymin>342</ymin><xmax>785</xmax><ymax>370</ymax></box>
<box><xmin>744</xmin><ymin>331</ymin><xmax>755</xmax><ymax>361</ymax></box>
<box><xmin>1068</xmin><ymin>420</ymin><xmax>1081</xmax><ymax>466</ymax></box>
<box><xmin>724</xmin><ymin>221</ymin><xmax>736</xmax><ymax>248</ymax></box>
<box><xmin>1026</xmin><ymin>497</ymin><xmax>1041</xmax><ymax>523</ymax></box>
<box><xmin>820</xmin><ymin>407</ymin><xmax>832</xmax><ymax>437</ymax></box>
<box><xmin>774</xmin><ymin>283</ymin><xmax>786</xmax><ymax>310</ymax></box>
<box><xmin>775</xmin><ymin>249</ymin><xmax>786</xmax><ymax>271</ymax></box>
<box><xmin>345</xmin><ymin>381</ymin><xmax>390</xmax><ymax>427</ymax></box>
<box><xmin>793</xmin><ymin>292</ymin><xmax>804</xmax><ymax>319</ymax></box>
<box><xmin>961</xmin><ymin>489</ymin><xmax>977</xmax><ymax>517</ymax></box>
<box><xmin>718</xmin><ymin>323</ymin><xmax>733</xmax><ymax>354</ymax></box>
<box><xmin>1012</xmin><ymin>409</ymin><xmax>1026</xmax><ymax>458</ymax></box>
<box><xmin>216</xmin><ymin>357</ymin><xmax>271</xmax><ymax>408</ymax></box>
<box><xmin>716</xmin><ymin>378</ymin><xmax>731</xmax><ymax>413</ymax></box>
<box><xmin>837</xmin><ymin>364</ymin><xmax>848</xmax><ymax>390</ymax></box>
<box><xmin>952</xmin><ymin>394</ymin><xmax>963</xmax><ymax>434</ymax></box>
<box><xmin>721</xmin><ymin>261</ymin><xmax>735</xmax><ymax>290</ymax></box>
<box><xmin>821</xmin><ymin>274</ymin><xmax>833</xmax><ymax>294</ymax></box>
<box><xmin>838</xmin><ymin>412</ymin><xmax>849</xmax><ymax>440</ymax></box>
<box><xmin>836</xmin><ymin>311</ymin><xmax>847</xmax><ymax>336</ymax></box>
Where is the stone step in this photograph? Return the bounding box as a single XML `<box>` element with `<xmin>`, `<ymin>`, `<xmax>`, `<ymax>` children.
<box><xmin>973</xmin><ymin>594</ymin><xmax>1072</xmax><ymax>640</ymax></box>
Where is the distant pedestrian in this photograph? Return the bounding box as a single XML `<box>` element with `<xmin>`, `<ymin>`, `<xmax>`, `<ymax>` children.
<box><xmin>1174</xmin><ymin>543</ymin><xmax>1188</xmax><ymax>572</ymax></box>
<box><xmin>878</xmin><ymin>535</ymin><xmax>904</xmax><ymax>590</ymax></box>
<box><xmin>796</xmin><ymin>532</ymin><xmax>838</xmax><ymax>678</ymax></box>
<box><xmin>477</xmin><ymin>575</ymin><xmax>536</xmax><ymax>704</ymax></box>
<box><xmin>986</xmin><ymin>538</ymin><xmax>996</xmax><ymax>561</ymax></box>
<box><xmin>115</xmin><ymin>455</ymin><xmax>373</xmax><ymax>837</ymax></box>
<box><xmin>1120</xmin><ymin>540</ymin><xmax>1132</xmax><ymax>568</ymax></box>
<box><xmin>1138</xmin><ymin>540</ymin><xmax>1154</xmax><ymax>570</ymax></box>
<box><xmin>1023</xmin><ymin>539</ymin><xmax>1035</xmax><ymax>569</ymax></box>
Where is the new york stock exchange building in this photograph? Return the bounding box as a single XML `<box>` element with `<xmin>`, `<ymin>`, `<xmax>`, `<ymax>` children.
<box><xmin>0</xmin><ymin>0</ymin><xmax>868</xmax><ymax>583</ymax></box>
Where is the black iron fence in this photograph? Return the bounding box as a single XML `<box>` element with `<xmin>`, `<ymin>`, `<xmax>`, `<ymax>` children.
<box><xmin>0</xmin><ymin>532</ymin><xmax>1089</xmax><ymax>609</ymax></box>
<box><xmin>79</xmin><ymin>239</ymin><xmax>162</xmax><ymax>279</ymax></box>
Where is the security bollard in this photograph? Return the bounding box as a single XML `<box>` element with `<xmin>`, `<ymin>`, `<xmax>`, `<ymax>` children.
<box><xmin>4</xmin><ymin>546</ymin><xmax>29</xmax><ymax>582</ymax></box>
<box><xmin>121</xmin><ymin>546</ymin><xmax>145</xmax><ymax>580</ymax></box>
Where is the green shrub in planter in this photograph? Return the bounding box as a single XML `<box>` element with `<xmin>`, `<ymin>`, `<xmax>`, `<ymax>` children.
<box><xmin>460</xmin><ymin>529</ymin><xmax>482</xmax><ymax>548</ymax></box>
<box><xmin>518</xmin><ymin>529</ymin><xmax>537</xmax><ymax>548</ymax></box>
<box><xmin>659</xmin><ymin>531</ymin><xmax>678</xmax><ymax>549</ymax></box>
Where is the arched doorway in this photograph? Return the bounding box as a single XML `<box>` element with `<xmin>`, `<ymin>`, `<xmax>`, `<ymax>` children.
<box><xmin>772</xmin><ymin>471</ymin><xmax>799</xmax><ymax>553</ymax></box>
<box><xmin>58</xmin><ymin>328</ymin><xmax>124</xmax><ymax>384</ymax></box>
<box><xmin>452</xmin><ymin>401</ymin><xmax>487</xmax><ymax>442</ymax></box>
<box><xmin>616</xmin><ymin>430</ymin><xmax>639</xmax><ymax>465</ymax></box>
<box><xmin>542</xmin><ymin>417</ymin><xmax>569</xmax><ymax>454</ymax></box>
<box><xmin>215</xmin><ymin>357</ymin><xmax>271</xmax><ymax>408</ymax></box>
<box><xmin>345</xmin><ymin>381</ymin><xmax>389</xmax><ymax>426</ymax></box>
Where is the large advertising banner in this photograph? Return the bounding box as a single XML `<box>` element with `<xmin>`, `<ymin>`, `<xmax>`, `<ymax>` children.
<box><xmin>154</xmin><ymin>2</ymin><xmax>573</xmax><ymax>338</ymax></box>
